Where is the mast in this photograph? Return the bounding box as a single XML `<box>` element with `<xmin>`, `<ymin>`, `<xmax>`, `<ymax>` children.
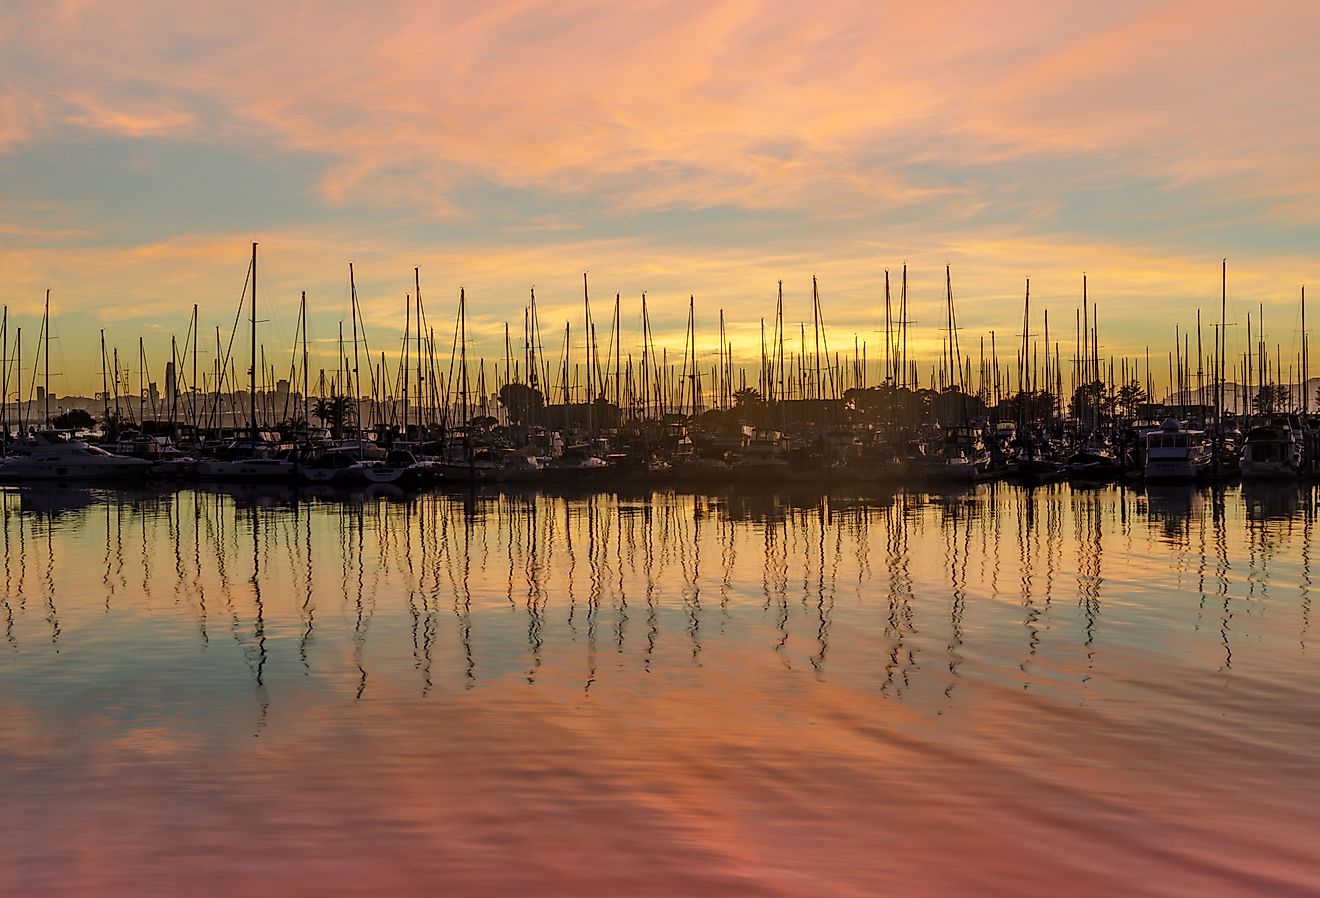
<box><xmin>43</xmin><ymin>289</ymin><xmax>50</xmax><ymax>426</ymax></box>
<box><xmin>300</xmin><ymin>292</ymin><xmax>309</xmax><ymax>434</ymax></box>
<box><xmin>583</xmin><ymin>272</ymin><xmax>592</xmax><ymax>405</ymax></box>
<box><xmin>416</xmin><ymin>268</ymin><xmax>424</xmax><ymax>434</ymax></box>
<box><xmin>613</xmin><ymin>292</ymin><xmax>621</xmax><ymax>411</ymax></box>
<box><xmin>100</xmin><ymin>328</ymin><xmax>109</xmax><ymax>425</ymax></box>
<box><xmin>249</xmin><ymin>242</ymin><xmax>258</xmax><ymax>444</ymax></box>
<box><xmin>401</xmin><ymin>293</ymin><xmax>410</xmax><ymax>432</ymax></box>
<box><xmin>812</xmin><ymin>276</ymin><xmax>822</xmax><ymax>400</ymax></box>
<box><xmin>900</xmin><ymin>265</ymin><xmax>909</xmax><ymax>390</ymax></box>
<box><xmin>0</xmin><ymin>307</ymin><xmax>7</xmax><ymax>444</ymax></box>
<box><xmin>641</xmin><ymin>292</ymin><xmax>651</xmax><ymax>418</ymax></box>
<box><xmin>139</xmin><ymin>336</ymin><xmax>146</xmax><ymax>427</ymax></box>
<box><xmin>459</xmin><ymin>287</ymin><xmax>468</xmax><ymax>428</ymax></box>
<box><xmin>1217</xmin><ymin>260</ymin><xmax>1226</xmax><ymax>440</ymax></box>
<box><xmin>774</xmin><ymin>281</ymin><xmax>785</xmax><ymax>403</ymax></box>
<box><xmin>350</xmin><ymin>266</ymin><xmax>362</xmax><ymax>438</ymax></box>
<box><xmin>884</xmin><ymin>270</ymin><xmax>892</xmax><ymax>384</ymax></box>
<box><xmin>169</xmin><ymin>338</ymin><xmax>178</xmax><ymax>439</ymax></box>
<box><xmin>16</xmin><ymin>326</ymin><xmax>21</xmax><ymax>432</ymax></box>
<box><xmin>504</xmin><ymin>321</ymin><xmax>511</xmax><ymax>423</ymax></box>
<box><xmin>191</xmin><ymin>304</ymin><xmax>199</xmax><ymax>435</ymax></box>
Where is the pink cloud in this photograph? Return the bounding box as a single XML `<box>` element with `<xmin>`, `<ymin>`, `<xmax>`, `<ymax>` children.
<box><xmin>15</xmin><ymin>0</ymin><xmax>1313</xmax><ymax>214</ymax></box>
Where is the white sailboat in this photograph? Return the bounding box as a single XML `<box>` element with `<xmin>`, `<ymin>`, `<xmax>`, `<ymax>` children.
<box><xmin>0</xmin><ymin>292</ymin><xmax>149</xmax><ymax>481</ymax></box>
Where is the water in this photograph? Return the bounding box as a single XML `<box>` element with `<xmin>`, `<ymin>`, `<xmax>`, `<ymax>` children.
<box><xmin>2</xmin><ymin>482</ymin><xmax>1318</xmax><ymax>897</ymax></box>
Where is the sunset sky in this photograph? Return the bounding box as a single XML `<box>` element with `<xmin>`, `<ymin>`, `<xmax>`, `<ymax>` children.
<box><xmin>2</xmin><ymin>0</ymin><xmax>1318</xmax><ymax>396</ymax></box>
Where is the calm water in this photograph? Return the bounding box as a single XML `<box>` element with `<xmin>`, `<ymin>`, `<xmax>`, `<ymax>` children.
<box><xmin>1</xmin><ymin>482</ymin><xmax>1318</xmax><ymax>897</ymax></box>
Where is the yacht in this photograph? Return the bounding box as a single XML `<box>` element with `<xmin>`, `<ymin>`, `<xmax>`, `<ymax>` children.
<box><xmin>354</xmin><ymin>450</ymin><xmax>439</xmax><ymax>487</ymax></box>
<box><xmin>918</xmin><ymin>429</ymin><xmax>993</xmax><ymax>483</ymax></box>
<box><xmin>1240</xmin><ymin>420</ymin><xmax>1302</xmax><ymax>480</ymax></box>
<box><xmin>1143</xmin><ymin>419</ymin><xmax>1212</xmax><ymax>481</ymax></box>
<box><xmin>0</xmin><ymin>430</ymin><xmax>152</xmax><ymax>481</ymax></box>
<box><xmin>198</xmin><ymin>441</ymin><xmax>297</xmax><ymax>482</ymax></box>
<box><xmin>735</xmin><ymin>433</ymin><xmax>791</xmax><ymax>482</ymax></box>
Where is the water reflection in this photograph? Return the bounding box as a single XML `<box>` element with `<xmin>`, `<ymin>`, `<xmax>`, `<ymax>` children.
<box><xmin>3</xmin><ymin>482</ymin><xmax>1320</xmax><ymax>896</ymax></box>
<box><xmin>0</xmin><ymin>482</ymin><xmax>1313</xmax><ymax>700</ymax></box>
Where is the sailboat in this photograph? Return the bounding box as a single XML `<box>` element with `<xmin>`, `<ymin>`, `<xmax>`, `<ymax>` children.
<box><xmin>0</xmin><ymin>291</ymin><xmax>151</xmax><ymax>481</ymax></box>
<box><xmin>198</xmin><ymin>244</ymin><xmax>297</xmax><ymax>483</ymax></box>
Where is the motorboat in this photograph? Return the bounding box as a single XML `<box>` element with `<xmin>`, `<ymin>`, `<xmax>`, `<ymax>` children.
<box><xmin>355</xmin><ymin>450</ymin><xmax>439</xmax><ymax>487</ymax></box>
<box><xmin>1005</xmin><ymin>437</ymin><xmax>1067</xmax><ymax>483</ymax></box>
<box><xmin>0</xmin><ymin>430</ymin><xmax>152</xmax><ymax>481</ymax></box>
<box><xmin>1065</xmin><ymin>447</ymin><xmax>1122</xmax><ymax>481</ymax></box>
<box><xmin>735</xmin><ymin>434</ymin><xmax>791</xmax><ymax>482</ymax></box>
<box><xmin>198</xmin><ymin>442</ymin><xmax>298</xmax><ymax>482</ymax></box>
<box><xmin>1240</xmin><ymin>420</ymin><xmax>1302</xmax><ymax>480</ymax></box>
<box><xmin>918</xmin><ymin>431</ymin><xmax>993</xmax><ymax>483</ymax></box>
<box><xmin>1142</xmin><ymin>418</ymin><xmax>1211</xmax><ymax>481</ymax></box>
<box><xmin>299</xmin><ymin>449</ymin><xmax>367</xmax><ymax>484</ymax></box>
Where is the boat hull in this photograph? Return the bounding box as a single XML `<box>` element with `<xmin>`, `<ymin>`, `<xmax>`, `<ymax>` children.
<box><xmin>0</xmin><ymin>459</ymin><xmax>151</xmax><ymax>481</ymax></box>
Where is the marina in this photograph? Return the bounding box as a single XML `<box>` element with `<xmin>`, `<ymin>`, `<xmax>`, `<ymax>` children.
<box><xmin>6</xmin><ymin>3</ymin><xmax>1320</xmax><ymax>893</ymax></box>
<box><xmin>3</xmin><ymin>253</ymin><xmax>1319</xmax><ymax>495</ymax></box>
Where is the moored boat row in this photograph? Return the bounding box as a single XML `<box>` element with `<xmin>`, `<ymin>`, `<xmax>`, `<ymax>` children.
<box><xmin>3</xmin><ymin>409</ymin><xmax>1316</xmax><ymax>489</ymax></box>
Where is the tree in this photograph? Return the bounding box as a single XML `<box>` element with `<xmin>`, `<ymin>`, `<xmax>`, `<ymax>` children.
<box><xmin>731</xmin><ymin>387</ymin><xmax>766</xmax><ymax>423</ymax></box>
<box><xmin>733</xmin><ymin>387</ymin><xmax>762</xmax><ymax>406</ymax></box>
<box><xmin>1069</xmin><ymin>380</ymin><xmax>1105</xmax><ymax>422</ymax></box>
<box><xmin>1116</xmin><ymin>380</ymin><xmax>1148</xmax><ymax>418</ymax></box>
<box><xmin>52</xmin><ymin>408</ymin><xmax>95</xmax><ymax>430</ymax></box>
<box><xmin>1252</xmin><ymin>383</ymin><xmax>1289</xmax><ymax>415</ymax></box>
<box><xmin>312</xmin><ymin>394</ymin><xmax>353</xmax><ymax>439</ymax></box>
<box><xmin>498</xmin><ymin>382</ymin><xmax>545</xmax><ymax>426</ymax></box>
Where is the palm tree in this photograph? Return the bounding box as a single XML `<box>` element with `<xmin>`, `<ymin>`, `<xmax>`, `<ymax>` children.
<box><xmin>312</xmin><ymin>395</ymin><xmax>353</xmax><ymax>439</ymax></box>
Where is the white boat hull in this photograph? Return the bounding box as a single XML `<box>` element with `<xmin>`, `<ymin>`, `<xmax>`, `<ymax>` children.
<box><xmin>0</xmin><ymin>457</ymin><xmax>151</xmax><ymax>481</ymax></box>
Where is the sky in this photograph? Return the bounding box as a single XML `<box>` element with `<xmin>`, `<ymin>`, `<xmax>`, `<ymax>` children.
<box><xmin>2</xmin><ymin>0</ymin><xmax>1319</xmax><ymax>398</ymax></box>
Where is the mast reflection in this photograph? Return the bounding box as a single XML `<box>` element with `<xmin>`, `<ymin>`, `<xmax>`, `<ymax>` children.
<box><xmin>0</xmin><ymin>482</ymin><xmax>1313</xmax><ymax>707</ymax></box>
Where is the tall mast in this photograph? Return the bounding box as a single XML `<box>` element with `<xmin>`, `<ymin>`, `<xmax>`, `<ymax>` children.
<box><xmin>100</xmin><ymin>328</ymin><xmax>109</xmax><ymax>424</ymax></box>
<box><xmin>0</xmin><ymin>307</ymin><xmax>8</xmax><ymax>443</ymax></box>
<box><xmin>641</xmin><ymin>292</ymin><xmax>650</xmax><ymax>417</ymax></box>
<box><xmin>43</xmin><ymin>289</ymin><xmax>50</xmax><ymax>426</ymax></box>
<box><xmin>583</xmin><ymin>272</ymin><xmax>592</xmax><ymax>406</ymax></box>
<box><xmin>16</xmin><ymin>327</ymin><xmax>21</xmax><ymax>432</ymax></box>
<box><xmin>170</xmin><ymin>336</ymin><xmax>178</xmax><ymax>437</ymax></box>
<box><xmin>401</xmin><ymin>293</ymin><xmax>410</xmax><ymax>432</ymax></box>
<box><xmin>900</xmin><ymin>265</ymin><xmax>909</xmax><ymax>390</ymax></box>
<box><xmin>0</xmin><ymin>307</ymin><xmax>7</xmax><ymax>443</ymax></box>
<box><xmin>562</xmin><ymin>321</ymin><xmax>570</xmax><ymax>406</ymax></box>
<box><xmin>1196</xmin><ymin>310</ymin><xmax>1204</xmax><ymax>410</ymax></box>
<box><xmin>299</xmin><ymin>292</ymin><xmax>309</xmax><ymax>432</ymax></box>
<box><xmin>718</xmin><ymin>309</ymin><xmax>727</xmax><ymax>407</ymax></box>
<box><xmin>774</xmin><ymin>281</ymin><xmax>784</xmax><ymax>403</ymax></box>
<box><xmin>191</xmin><ymin>304</ymin><xmax>199</xmax><ymax>434</ymax></box>
<box><xmin>350</xmin><ymin>266</ymin><xmax>362</xmax><ymax>436</ymax></box>
<box><xmin>459</xmin><ymin>287</ymin><xmax>468</xmax><ymax>427</ymax></box>
<box><xmin>812</xmin><ymin>276</ymin><xmax>822</xmax><ymax>400</ymax></box>
<box><xmin>614</xmin><ymin>292</ymin><xmax>622</xmax><ymax>410</ymax></box>
<box><xmin>415</xmin><ymin>268</ymin><xmax>424</xmax><ymax>433</ymax></box>
<box><xmin>249</xmin><ymin>242</ymin><xmax>258</xmax><ymax>443</ymax></box>
<box><xmin>884</xmin><ymin>270</ymin><xmax>892</xmax><ymax>384</ymax></box>
<box><xmin>139</xmin><ymin>336</ymin><xmax>146</xmax><ymax>426</ymax></box>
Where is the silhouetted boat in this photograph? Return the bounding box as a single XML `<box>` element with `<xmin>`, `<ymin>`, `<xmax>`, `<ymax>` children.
<box><xmin>0</xmin><ymin>430</ymin><xmax>152</xmax><ymax>481</ymax></box>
